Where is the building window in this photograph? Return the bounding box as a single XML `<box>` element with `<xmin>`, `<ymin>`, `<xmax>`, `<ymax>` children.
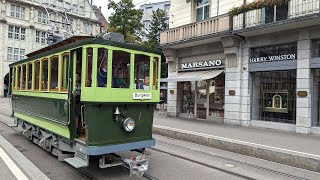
<box><xmin>196</xmin><ymin>0</ymin><xmax>209</xmax><ymax>21</ymax></box>
<box><xmin>72</xmin><ymin>4</ymin><xmax>78</xmax><ymax>14</ymax></box>
<box><xmin>262</xmin><ymin>4</ymin><xmax>288</xmax><ymax>24</ymax></box>
<box><xmin>313</xmin><ymin>39</ymin><xmax>320</xmax><ymax>58</ymax></box>
<box><xmin>252</xmin><ymin>70</ymin><xmax>296</xmax><ymax>124</ymax></box>
<box><xmin>10</xmin><ymin>4</ymin><xmax>25</xmax><ymax>19</ymax></box>
<box><xmin>83</xmin><ymin>22</ymin><xmax>92</xmax><ymax>34</ymax></box>
<box><xmin>8</xmin><ymin>25</ymin><xmax>25</xmax><ymax>40</ymax></box>
<box><xmin>7</xmin><ymin>47</ymin><xmax>13</xmax><ymax>61</ymax></box>
<box><xmin>313</xmin><ymin>69</ymin><xmax>320</xmax><ymax>126</ymax></box>
<box><xmin>36</xmin><ymin>31</ymin><xmax>47</xmax><ymax>44</ymax></box>
<box><xmin>7</xmin><ymin>47</ymin><xmax>25</xmax><ymax>61</ymax></box>
<box><xmin>79</xmin><ymin>6</ymin><xmax>85</xmax><ymax>16</ymax></box>
<box><xmin>62</xmin><ymin>16</ymin><xmax>66</xmax><ymax>28</ymax></box>
<box><xmin>144</xmin><ymin>20</ymin><xmax>150</xmax><ymax>31</ymax></box>
<box><xmin>65</xmin><ymin>2</ymin><xmax>71</xmax><ymax>10</ymax></box>
<box><xmin>38</xmin><ymin>11</ymin><xmax>49</xmax><ymax>24</ymax></box>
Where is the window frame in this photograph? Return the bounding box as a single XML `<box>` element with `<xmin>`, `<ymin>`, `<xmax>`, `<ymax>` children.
<box><xmin>26</xmin><ymin>62</ymin><xmax>33</xmax><ymax>90</ymax></box>
<box><xmin>49</xmin><ymin>55</ymin><xmax>59</xmax><ymax>91</ymax></box>
<box><xmin>195</xmin><ymin>0</ymin><xmax>210</xmax><ymax>22</ymax></box>
<box><xmin>40</xmin><ymin>58</ymin><xmax>49</xmax><ymax>91</ymax></box>
<box><xmin>34</xmin><ymin>60</ymin><xmax>41</xmax><ymax>91</ymax></box>
<box><xmin>60</xmin><ymin>52</ymin><xmax>70</xmax><ymax>92</ymax></box>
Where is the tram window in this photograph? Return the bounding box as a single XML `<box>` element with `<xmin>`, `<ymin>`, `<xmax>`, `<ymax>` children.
<box><xmin>17</xmin><ymin>66</ymin><xmax>21</xmax><ymax>90</ymax></box>
<box><xmin>97</xmin><ymin>48</ymin><xmax>108</xmax><ymax>87</ymax></box>
<box><xmin>34</xmin><ymin>61</ymin><xmax>40</xmax><ymax>90</ymax></box>
<box><xmin>22</xmin><ymin>64</ymin><xmax>26</xmax><ymax>90</ymax></box>
<box><xmin>112</xmin><ymin>50</ymin><xmax>130</xmax><ymax>88</ymax></box>
<box><xmin>86</xmin><ymin>48</ymin><xmax>93</xmax><ymax>87</ymax></box>
<box><xmin>153</xmin><ymin>57</ymin><xmax>159</xmax><ymax>90</ymax></box>
<box><xmin>50</xmin><ymin>56</ymin><xmax>59</xmax><ymax>91</ymax></box>
<box><xmin>41</xmin><ymin>59</ymin><xmax>49</xmax><ymax>90</ymax></box>
<box><xmin>61</xmin><ymin>54</ymin><xmax>69</xmax><ymax>91</ymax></box>
<box><xmin>27</xmin><ymin>63</ymin><xmax>32</xmax><ymax>90</ymax></box>
<box><xmin>134</xmin><ymin>54</ymin><xmax>150</xmax><ymax>90</ymax></box>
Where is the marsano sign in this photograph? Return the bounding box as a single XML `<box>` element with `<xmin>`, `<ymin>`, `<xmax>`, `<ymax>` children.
<box><xmin>250</xmin><ymin>54</ymin><xmax>296</xmax><ymax>63</ymax></box>
<box><xmin>181</xmin><ymin>60</ymin><xmax>223</xmax><ymax>69</ymax></box>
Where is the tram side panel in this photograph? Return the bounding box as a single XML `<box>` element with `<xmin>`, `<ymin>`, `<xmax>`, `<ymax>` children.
<box><xmin>84</xmin><ymin>103</ymin><xmax>154</xmax><ymax>147</ymax></box>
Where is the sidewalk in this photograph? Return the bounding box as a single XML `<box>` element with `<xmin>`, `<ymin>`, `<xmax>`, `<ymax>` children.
<box><xmin>0</xmin><ymin>134</ymin><xmax>49</xmax><ymax>180</ymax></box>
<box><xmin>153</xmin><ymin>112</ymin><xmax>320</xmax><ymax>172</ymax></box>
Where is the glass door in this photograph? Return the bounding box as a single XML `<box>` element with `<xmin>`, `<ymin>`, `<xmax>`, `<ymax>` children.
<box><xmin>196</xmin><ymin>81</ymin><xmax>207</xmax><ymax>119</ymax></box>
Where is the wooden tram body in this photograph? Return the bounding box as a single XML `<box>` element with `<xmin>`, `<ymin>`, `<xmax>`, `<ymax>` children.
<box><xmin>8</xmin><ymin>36</ymin><xmax>161</xmax><ymax>175</ymax></box>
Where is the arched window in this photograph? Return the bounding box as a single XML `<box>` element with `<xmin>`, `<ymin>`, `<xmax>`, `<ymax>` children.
<box><xmin>272</xmin><ymin>94</ymin><xmax>282</xmax><ymax>108</ymax></box>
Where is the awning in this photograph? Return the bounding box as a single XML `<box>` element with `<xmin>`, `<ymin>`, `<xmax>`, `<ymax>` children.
<box><xmin>163</xmin><ymin>69</ymin><xmax>224</xmax><ymax>82</ymax></box>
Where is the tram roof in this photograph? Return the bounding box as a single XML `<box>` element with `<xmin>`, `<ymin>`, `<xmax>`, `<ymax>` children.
<box><xmin>10</xmin><ymin>36</ymin><xmax>162</xmax><ymax>67</ymax></box>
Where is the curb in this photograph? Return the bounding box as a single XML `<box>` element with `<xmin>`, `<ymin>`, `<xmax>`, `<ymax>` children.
<box><xmin>153</xmin><ymin>125</ymin><xmax>320</xmax><ymax>173</ymax></box>
<box><xmin>0</xmin><ymin>135</ymin><xmax>49</xmax><ymax>180</ymax></box>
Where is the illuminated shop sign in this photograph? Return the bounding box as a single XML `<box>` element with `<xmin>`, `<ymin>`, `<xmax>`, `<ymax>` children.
<box><xmin>249</xmin><ymin>54</ymin><xmax>296</xmax><ymax>64</ymax></box>
<box><xmin>181</xmin><ymin>60</ymin><xmax>223</xmax><ymax>69</ymax></box>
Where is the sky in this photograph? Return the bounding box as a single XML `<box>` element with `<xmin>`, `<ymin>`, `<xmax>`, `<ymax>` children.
<box><xmin>92</xmin><ymin>0</ymin><xmax>164</xmax><ymax>20</ymax></box>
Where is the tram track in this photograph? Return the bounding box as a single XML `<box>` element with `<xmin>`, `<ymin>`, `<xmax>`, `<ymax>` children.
<box><xmin>151</xmin><ymin>140</ymin><xmax>310</xmax><ymax>180</ymax></box>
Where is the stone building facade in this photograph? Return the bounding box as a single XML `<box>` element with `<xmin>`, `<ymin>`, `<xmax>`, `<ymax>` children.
<box><xmin>160</xmin><ymin>0</ymin><xmax>320</xmax><ymax>134</ymax></box>
<box><xmin>0</xmin><ymin>0</ymin><xmax>101</xmax><ymax>96</ymax></box>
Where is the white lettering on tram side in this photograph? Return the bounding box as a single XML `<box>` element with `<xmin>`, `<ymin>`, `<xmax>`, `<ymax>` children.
<box><xmin>133</xmin><ymin>93</ymin><xmax>152</xmax><ymax>100</ymax></box>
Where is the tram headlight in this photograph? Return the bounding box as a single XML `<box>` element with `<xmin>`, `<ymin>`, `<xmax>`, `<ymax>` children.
<box><xmin>123</xmin><ymin>117</ymin><xmax>135</xmax><ymax>132</ymax></box>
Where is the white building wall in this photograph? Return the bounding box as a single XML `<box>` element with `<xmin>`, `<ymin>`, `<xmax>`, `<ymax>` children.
<box><xmin>0</xmin><ymin>0</ymin><xmax>101</xmax><ymax>96</ymax></box>
<box><xmin>169</xmin><ymin>0</ymin><xmax>192</xmax><ymax>28</ymax></box>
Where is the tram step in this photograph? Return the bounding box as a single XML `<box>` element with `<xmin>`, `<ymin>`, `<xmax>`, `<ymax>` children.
<box><xmin>64</xmin><ymin>157</ymin><xmax>88</xmax><ymax>168</ymax></box>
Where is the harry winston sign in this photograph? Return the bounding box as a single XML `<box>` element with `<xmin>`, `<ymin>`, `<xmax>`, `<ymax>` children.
<box><xmin>250</xmin><ymin>54</ymin><xmax>296</xmax><ymax>64</ymax></box>
<box><xmin>180</xmin><ymin>60</ymin><xmax>223</xmax><ymax>70</ymax></box>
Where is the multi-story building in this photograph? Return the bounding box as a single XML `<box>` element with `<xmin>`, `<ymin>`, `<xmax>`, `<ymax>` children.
<box><xmin>0</xmin><ymin>0</ymin><xmax>102</xmax><ymax>96</ymax></box>
<box><xmin>160</xmin><ymin>0</ymin><xmax>320</xmax><ymax>134</ymax></box>
<box><xmin>140</xmin><ymin>1</ymin><xmax>170</xmax><ymax>39</ymax></box>
<box><xmin>92</xmin><ymin>5</ymin><xmax>108</xmax><ymax>33</ymax></box>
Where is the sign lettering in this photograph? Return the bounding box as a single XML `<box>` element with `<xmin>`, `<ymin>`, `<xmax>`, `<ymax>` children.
<box><xmin>181</xmin><ymin>60</ymin><xmax>223</xmax><ymax>70</ymax></box>
<box><xmin>249</xmin><ymin>54</ymin><xmax>296</xmax><ymax>64</ymax></box>
<box><xmin>133</xmin><ymin>93</ymin><xmax>152</xmax><ymax>100</ymax></box>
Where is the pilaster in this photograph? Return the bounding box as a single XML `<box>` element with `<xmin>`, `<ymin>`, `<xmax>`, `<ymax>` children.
<box><xmin>296</xmin><ymin>30</ymin><xmax>312</xmax><ymax>134</ymax></box>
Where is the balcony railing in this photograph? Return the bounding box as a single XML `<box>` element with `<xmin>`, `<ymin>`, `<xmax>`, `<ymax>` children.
<box><xmin>160</xmin><ymin>14</ymin><xmax>230</xmax><ymax>45</ymax></box>
<box><xmin>233</xmin><ymin>0</ymin><xmax>320</xmax><ymax>30</ymax></box>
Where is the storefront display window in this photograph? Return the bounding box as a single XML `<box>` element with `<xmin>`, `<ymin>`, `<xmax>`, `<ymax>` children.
<box><xmin>252</xmin><ymin>70</ymin><xmax>296</xmax><ymax>124</ymax></box>
<box><xmin>180</xmin><ymin>81</ymin><xmax>195</xmax><ymax>114</ymax></box>
<box><xmin>313</xmin><ymin>69</ymin><xmax>320</xmax><ymax>126</ymax></box>
<box><xmin>209</xmin><ymin>73</ymin><xmax>225</xmax><ymax>118</ymax></box>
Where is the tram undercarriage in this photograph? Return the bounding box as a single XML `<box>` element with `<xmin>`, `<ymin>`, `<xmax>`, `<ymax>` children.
<box><xmin>13</xmin><ymin>117</ymin><xmax>151</xmax><ymax>177</ymax></box>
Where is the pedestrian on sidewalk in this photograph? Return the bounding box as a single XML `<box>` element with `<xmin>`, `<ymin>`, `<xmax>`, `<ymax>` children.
<box><xmin>159</xmin><ymin>92</ymin><xmax>165</xmax><ymax>115</ymax></box>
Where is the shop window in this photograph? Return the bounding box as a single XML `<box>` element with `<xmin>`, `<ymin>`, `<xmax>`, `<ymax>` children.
<box><xmin>153</xmin><ymin>57</ymin><xmax>159</xmax><ymax>90</ymax></box>
<box><xmin>313</xmin><ymin>69</ymin><xmax>320</xmax><ymax>126</ymax></box>
<box><xmin>196</xmin><ymin>0</ymin><xmax>209</xmax><ymax>22</ymax></box>
<box><xmin>34</xmin><ymin>61</ymin><xmax>40</xmax><ymax>90</ymax></box>
<box><xmin>134</xmin><ymin>54</ymin><xmax>150</xmax><ymax>90</ymax></box>
<box><xmin>112</xmin><ymin>50</ymin><xmax>130</xmax><ymax>88</ymax></box>
<box><xmin>313</xmin><ymin>39</ymin><xmax>320</xmax><ymax>58</ymax></box>
<box><xmin>252</xmin><ymin>70</ymin><xmax>296</xmax><ymax>124</ymax></box>
<box><xmin>61</xmin><ymin>54</ymin><xmax>69</xmax><ymax>91</ymax></box>
<box><xmin>41</xmin><ymin>59</ymin><xmax>49</xmax><ymax>90</ymax></box>
<box><xmin>97</xmin><ymin>48</ymin><xmax>108</xmax><ymax>87</ymax></box>
<box><xmin>27</xmin><ymin>63</ymin><xmax>32</xmax><ymax>90</ymax></box>
<box><xmin>209</xmin><ymin>73</ymin><xmax>225</xmax><ymax>118</ymax></box>
<box><xmin>50</xmin><ymin>56</ymin><xmax>59</xmax><ymax>91</ymax></box>
<box><xmin>180</xmin><ymin>81</ymin><xmax>195</xmax><ymax>114</ymax></box>
<box><xmin>17</xmin><ymin>66</ymin><xmax>21</xmax><ymax>90</ymax></box>
<box><xmin>250</xmin><ymin>43</ymin><xmax>297</xmax><ymax>61</ymax></box>
<box><xmin>21</xmin><ymin>64</ymin><xmax>26</xmax><ymax>90</ymax></box>
<box><xmin>85</xmin><ymin>48</ymin><xmax>93</xmax><ymax>87</ymax></box>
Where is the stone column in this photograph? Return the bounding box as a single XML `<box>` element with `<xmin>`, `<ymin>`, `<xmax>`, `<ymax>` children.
<box><xmin>240</xmin><ymin>45</ymin><xmax>251</xmax><ymax>126</ymax></box>
<box><xmin>163</xmin><ymin>48</ymin><xmax>179</xmax><ymax>117</ymax></box>
<box><xmin>296</xmin><ymin>30</ymin><xmax>312</xmax><ymax>134</ymax></box>
<box><xmin>222</xmin><ymin>36</ymin><xmax>242</xmax><ymax>125</ymax></box>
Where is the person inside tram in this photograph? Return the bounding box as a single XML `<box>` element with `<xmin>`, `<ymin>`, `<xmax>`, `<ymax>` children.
<box><xmin>73</xmin><ymin>72</ymin><xmax>84</xmax><ymax>136</ymax></box>
<box><xmin>97</xmin><ymin>59</ymin><xmax>107</xmax><ymax>87</ymax></box>
<box><xmin>139</xmin><ymin>76</ymin><xmax>150</xmax><ymax>90</ymax></box>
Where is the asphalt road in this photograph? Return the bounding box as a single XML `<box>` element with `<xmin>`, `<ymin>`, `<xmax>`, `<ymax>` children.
<box><xmin>0</xmin><ymin>98</ymin><xmax>319</xmax><ymax>180</ymax></box>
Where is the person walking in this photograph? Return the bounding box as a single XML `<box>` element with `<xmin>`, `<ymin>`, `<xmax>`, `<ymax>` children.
<box><xmin>159</xmin><ymin>92</ymin><xmax>165</xmax><ymax>115</ymax></box>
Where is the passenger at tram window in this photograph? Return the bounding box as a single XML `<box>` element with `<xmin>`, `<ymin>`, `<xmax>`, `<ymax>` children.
<box><xmin>113</xmin><ymin>69</ymin><xmax>127</xmax><ymax>88</ymax></box>
<box><xmin>139</xmin><ymin>76</ymin><xmax>150</xmax><ymax>90</ymax></box>
<box><xmin>97</xmin><ymin>59</ymin><xmax>107</xmax><ymax>87</ymax></box>
<box><xmin>73</xmin><ymin>72</ymin><xmax>81</xmax><ymax>96</ymax></box>
<box><xmin>51</xmin><ymin>81</ymin><xmax>58</xmax><ymax>89</ymax></box>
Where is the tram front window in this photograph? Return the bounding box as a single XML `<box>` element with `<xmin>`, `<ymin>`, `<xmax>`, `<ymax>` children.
<box><xmin>134</xmin><ymin>54</ymin><xmax>150</xmax><ymax>90</ymax></box>
<box><xmin>112</xmin><ymin>50</ymin><xmax>130</xmax><ymax>88</ymax></box>
<box><xmin>97</xmin><ymin>48</ymin><xmax>108</xmax><ymax>87</ymax></box>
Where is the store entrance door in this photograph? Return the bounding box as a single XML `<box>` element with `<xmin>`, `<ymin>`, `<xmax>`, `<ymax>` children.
<box><xmin>196</xmin><ymin>81</ymin><xmax>207</xmax><ymax>119</ymax></box>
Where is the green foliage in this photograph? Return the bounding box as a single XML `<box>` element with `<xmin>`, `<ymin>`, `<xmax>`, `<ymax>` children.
<box><xmin>107</xmin><ymin>0</ymin><xmax>144</xmax><ymax>43</ymax></box>
<box><xmin>229</xmin><ymin>0</ymin><xmax>290</xmax><ymax>16</ymax></box>
<box><xmin>145</xmin><ymin>9</ymin><xmax>168</xmax><ymax>49</ymax></box>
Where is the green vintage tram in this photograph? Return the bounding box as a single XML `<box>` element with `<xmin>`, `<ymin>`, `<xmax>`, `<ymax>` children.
<box><xmin>8</xmin><ymin>35</ymin><xmax>161</xmax><ymax>176</ymax></box>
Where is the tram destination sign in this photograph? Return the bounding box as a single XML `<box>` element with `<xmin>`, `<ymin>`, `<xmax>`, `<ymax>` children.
<box><xmin>133</xmin><ymin>92</ymin><xmax>152</xmax><ymax>100</ymax></box>
<box><xmin>249</xmin><ymin>54</ymin><xmax>296</xmax><ymax>64</ymax></box>
<box><xmin>180</xmin><ymin>60</ymin><xmax>223</xmax><ymax>70</ymax></box>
